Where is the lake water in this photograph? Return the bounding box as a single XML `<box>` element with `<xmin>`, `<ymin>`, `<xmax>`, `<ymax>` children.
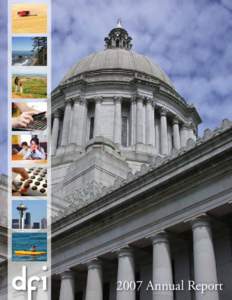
<box><xmin>12</xmin><ymin>232</ymin><xmax>47</xmax><ymax>261</ymax></box>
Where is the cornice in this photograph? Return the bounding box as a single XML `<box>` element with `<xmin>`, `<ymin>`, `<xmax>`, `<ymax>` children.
<box><xmin>51</xmin><ymin>68</ymin><xmax>193</xmax><ymax>113</ymax></box>
<box><xmin>52</xmin><ymin>121</ymin><xmax>232</xmax><ymax>236</ymax></box>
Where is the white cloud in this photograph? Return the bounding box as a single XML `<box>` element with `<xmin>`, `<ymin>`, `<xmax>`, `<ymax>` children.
<box><xmin>52</xmin><ymin>0</ymin><xmax>232</xmax><ymax>133</ymax></box>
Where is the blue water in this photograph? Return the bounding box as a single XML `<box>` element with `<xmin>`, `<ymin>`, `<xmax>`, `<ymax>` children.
<box><xmin>12</xmin><ymin>232</ymin><xmax>47</xmax><ymax>262</ymax></box>
<box><xmin>12</xmin><ymin>50</ymin><xmax>33</xmax><ymax>57</ymax></box>
<box><xmin>12</xmin><ymin>50</ymin><xmax>33</xmax><ymax>66</ymax></box>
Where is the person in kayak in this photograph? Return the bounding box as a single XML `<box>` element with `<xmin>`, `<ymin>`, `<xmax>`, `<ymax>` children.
<box><xmin>30</xmin><ymin>245</ymin><xmax>37</xmax><ymax>252</ymax></box>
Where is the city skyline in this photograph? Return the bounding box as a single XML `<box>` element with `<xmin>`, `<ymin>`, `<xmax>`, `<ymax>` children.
<box><xmin>12</xmin><ymin>200</ymin><xmax>47</xmax><ymax>227</ymax></box>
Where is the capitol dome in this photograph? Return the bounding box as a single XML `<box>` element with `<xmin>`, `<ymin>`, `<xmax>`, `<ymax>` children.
<box><xmin>61</xmin><ymin>48</ymin><xmax>174</xmax><ymax>88</ymax></box>
<box><xmin>52</xmin><ymin>20</ymin><xmax>201</xmax><ymax>169</ymax></box>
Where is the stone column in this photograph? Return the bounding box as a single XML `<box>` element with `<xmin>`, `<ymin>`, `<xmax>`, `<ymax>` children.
<box><xmin>130</xmin><ymin>97</ymin><xmax>136</xmax><ymax>145</ymax></box>
<box><xmin>136</xmin><ymin>96</ymin><xmax>144</xmax><ymax>144</ymax></box>
<box><xmin>85</xmin><ymin>259</ymin><xmax>103</xmax><ymax>300</ymax></box>
<box><xmin>180</xmin><ymin>124</ymin><xmax>189</xmax><ymax>147</ymax></box>
<box><xmin>188</xmin><ymin>123</ymin><xmax>196</xmax><ymax>142</ymax></box>
<box><xmin>192</xmin><ymin>217</ymin><xmax>219</xmax><ymax>300</ymax></box>
<box><xmin>116</xmin><ymin>247</ymin><xmax>135</xmax><ymax>300</ymax></box>
<box><xmin>51</xmin><ymin>111</ymin><xmax>60</xmax><ymax>155</ymax></box>
<box><xmin>59</xmin><ymin>270</ymin><xmax>75</xmax><ymax>300</ymax></box>
<box><xmin>81</xmin><ymin>100</ymin><xmax>88</xmax><ymax>145</ymax></box>
<box><xmin>160</xmin><ymin>108</ymin><xmax>168</xmax><ymax>155</ymax></box>
<box><xmin>70</xmin><ymin>97</ymin><xmax>86</xmax><ymax>146</ymax></box>
<box><xmin>172</xmin><ymin>118</ymin><xmax>181</xmax><ymax>150</ymax></box>
<box><xmin>152</xmin><ymin>232</ymin><xmax>173</xmax><ymax>300</ymax></box>
<box><xmin>113</xmin><ymin>97</ymin><xmax>122</xmax><ymax>145</ymax></box>
<box><xmin>145</xmin><ymin>98</ymin><xmax>155</xmax><ymax>147</ymax></box>
<box><xmin>94</xmin><ymin>97</ymin><xmax>102</xmax><ymax>137</ymax></box>
<box><xmin>70</xmin><ymin>97</ymin><xmax>81</xmax><ymax>145</ymax></box>
<box><xmin>61</xmin><ymin>100</ymin><xmax>72</xmax><ymax>146</ymax></box>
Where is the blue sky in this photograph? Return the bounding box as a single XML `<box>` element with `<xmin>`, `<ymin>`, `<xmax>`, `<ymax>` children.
<box><xmin>0</xmin><ymin>0</ymin><xmax>232</xmax><ymax>174</ymax></box>
<box><xmin>12</xmin><ymin>37</ymin><xmax>34</xmax><ymax>52</ymax></box>
<box><xmin>12</xmin><ymin>200</ymin><xmax>47</xmax><ymax>223</ymax></box>
<box><xmin>52</xmin><ymin>0</ymin><xmax>232</xmax><ymax>132</ymax></box>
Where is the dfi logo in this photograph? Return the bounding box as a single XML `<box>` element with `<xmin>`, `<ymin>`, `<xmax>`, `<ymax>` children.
<box><xmin>12</xmin><ymin>265</ymin><xmax>48</xmax><ymax>300</ymax></box>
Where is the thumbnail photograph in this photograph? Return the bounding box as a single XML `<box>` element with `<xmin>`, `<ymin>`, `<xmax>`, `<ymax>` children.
<box><xmin>12</xmin><ymin>68</ymin><xmax>47</xmax><ymax>99</ymax></box>
<box><xmin>12</xmin><ymin>167</ymin><xmax>47</xmax><ymax>197</ymax></box>
<box><xmin>12</xmin><ymin>37</ymin><xmax>47</xmax><ymax>66</ymax></box>
<box><xmin>12</xmin><ymin>133</ymin><xmax>47</xmax><ymax>163</ymax></box>
<box><xmin>12</xmin><ymin>232</ymin><xmax>47</xmax><ymax>261</ymax></box>
<box><xmin>12</xmin><ymin>102</ymin><xmax>47</xmax><ymax>132</ymax></box>
<box><xmin>12</xmin><ymin>200</ymin><xmax>47</xmax><ymax>230</ymax></box>
<box><xmin>12</xmin><ymin>3</ymin><xmax>48</xmax><ymax>34</ymax></box>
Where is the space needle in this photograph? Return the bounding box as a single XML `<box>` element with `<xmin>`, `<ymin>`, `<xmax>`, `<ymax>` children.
<box><xmin>16</xmin><ymin>203</ymin><xmax>27</xmax><ymax>229</ymax></box>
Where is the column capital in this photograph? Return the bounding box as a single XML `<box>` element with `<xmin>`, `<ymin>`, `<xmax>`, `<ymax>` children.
<box><xmin>54</xmin><ymin>109</ymin><xmax>62</xmax><ymax>119</ymax></box>
<box><xmin>191</xmin><ymin>215</ymin><xmax>211</xmax><ymax>230</ymax></box>
<box><xmin>113</xmin><ymin>96</ymin><xmax>122</xmax><ymax>103</ymax></box>
<box><xmin>64</xmin><ymin>98</ymin><xmax>72</xmax><ymax>105</ymax></box>
<box><xmin>172</xmin><ymin>117</ymin><xmax>180</xmax><ymax>125</ymax></box>
<box><xmin>150</xmin><ymin>231</ymin><xmax>169</xmax><ymax>245</ymax></box>
<box><xmin>144</xmin><ymin>97</ymin><xmax>153</xmax><ymax>105</ymax></box>
<box><xmin>189</xmin><ymin>122</ymin><xmax>196</xmax><ymax>131</ymax></box>
<box><xmin>136</xmin><ymin>95</ymin><xmax>145</xmax><ymax>103</ymax></box>
<box><xmin>160</xmin><ymin>107</ymin><xmax>168</xmax><ymax>116</ymax></box>
<box><xmin>71</xmin><ymin>95</ymin><xmax>84</xmax><ymax>103</ymax></box>
<box><xmin>94</xmin><ymin>96</ymin><xmax>103</xmax><ymax>104</ymax></box>
<box><xmin>117</xmin><ymin>246</ymin><xmax>134</xmax><ymax>258</ymax></box>
<box><xmin>131</xmin><ymin>95</ymin><xmax>137</xmax><ymax>103</ymax></box>
<box><xmin>182</xmin><ymin>122</ymin><xmax>194</xmax><ymax>130</ymax></box>
<box><xmin>87</xmin><ymin>258</ymin><xmax>102</xmax><ymax>270</ymax></box>
<box><xmin>60</xmin><ymin>270</ymin><xmax>75</xmax><ymax>280</ymax></box>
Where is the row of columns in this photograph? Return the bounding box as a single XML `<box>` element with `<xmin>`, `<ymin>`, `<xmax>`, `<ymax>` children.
<box><xmin>59</xmin><ymin>217</ymin><xmax>219</xmax><ymax>300</ymax></box>
<box><xmin>51</xmin><ymin>96</ymin><xmax>196</xmax><ymax>155</ymax></box>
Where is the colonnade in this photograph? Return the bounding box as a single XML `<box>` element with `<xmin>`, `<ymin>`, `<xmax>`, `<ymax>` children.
<box><xmin>58</xmin><ymin>217</ymin><xmax>219</xmax><ymax>300</ymax></box>
<box><xmin>51</xmin><ymin>96</ymin><xmax>196</xmax><ymax>155</ymax></box>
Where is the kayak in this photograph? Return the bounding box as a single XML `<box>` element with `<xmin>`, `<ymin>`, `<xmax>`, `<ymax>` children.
<box><xmin>15</xmin><ymin>250</ymin><xmax>47</xmax><ymax>256</ymax></box>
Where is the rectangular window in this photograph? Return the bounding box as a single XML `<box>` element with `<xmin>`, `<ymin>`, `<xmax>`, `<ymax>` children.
<box><xmin>57</xmin><ymin>118</ymin><xmax>63</xmax><ymax>146</ymax></box>
<box><xmin>89</xmin><ymin>117</ymin><xmax>94</xmax><ymax>140</ymax></box>
<box><xmin>121</xmin><ymin>116</ymin><xmax>128</xmax><ymax>146</ymax></box>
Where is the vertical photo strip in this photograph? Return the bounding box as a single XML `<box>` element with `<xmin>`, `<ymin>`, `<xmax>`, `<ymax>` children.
<box><xmin>8</xmin><ymin>1</ymin><xmax>51</xmax><ymax>300</ymax></box>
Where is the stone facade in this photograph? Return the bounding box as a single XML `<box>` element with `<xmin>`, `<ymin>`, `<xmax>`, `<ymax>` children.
<box><xmin>51</xmin><ymin>23</ymin><xmax>201</xmax><ymax>215</ymax></box>
<box><xmin>52</xmin><ymin>122</ymin><xmax>232</xmax><ymax>300</ymax></box>
<box><xmin>51</xmin><ymin>23</ymin><xmax>232</xmax><ymax>300</ymax></box>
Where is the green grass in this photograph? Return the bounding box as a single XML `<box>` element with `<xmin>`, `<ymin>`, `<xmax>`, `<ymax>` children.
<box><xmin>12</xmin><ymin>76</ymin><xmax>47</xmax><ymax>98</ymax></box>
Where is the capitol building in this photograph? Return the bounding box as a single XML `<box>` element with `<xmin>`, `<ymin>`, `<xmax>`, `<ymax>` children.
<box><xmin>0</xmin><ymin>22</ymin><xmax>232</xmax><ymax>300</ymax></box>
<box><xmin>50</xmin><ymin>22</ymin><xmax>232</xmax><ymax>300</ymax></box>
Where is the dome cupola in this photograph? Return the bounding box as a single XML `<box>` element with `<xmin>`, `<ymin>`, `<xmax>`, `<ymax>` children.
<box><xmin>104</xmin><ymin>19</ymin><xmax>132</xmax><ymax>50</ymax></box>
